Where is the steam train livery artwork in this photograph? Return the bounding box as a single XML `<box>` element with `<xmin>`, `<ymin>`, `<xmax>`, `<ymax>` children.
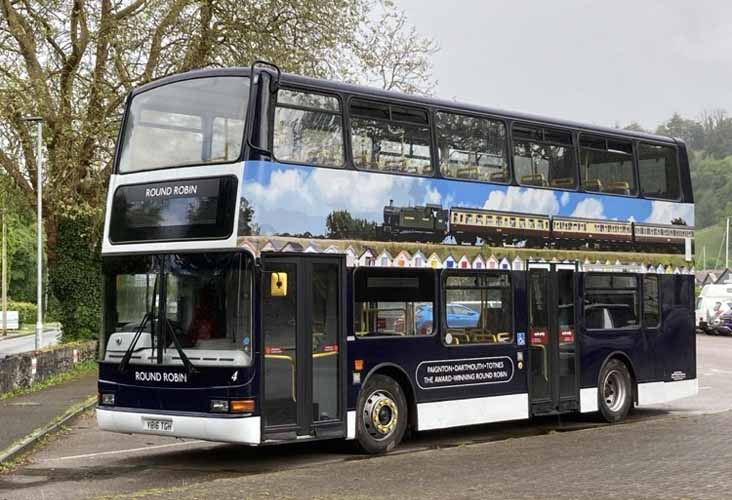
<box><xmin>382</xmin><ymin>202</ymin><xmax>693</xmax><ymax>254</ymax></box>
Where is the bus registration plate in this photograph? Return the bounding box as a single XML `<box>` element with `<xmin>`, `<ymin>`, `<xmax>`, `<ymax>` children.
<box><xmin>143</xmin><ymin>418</ymin><xmax>173</xmax><ymax>433</ymax></box>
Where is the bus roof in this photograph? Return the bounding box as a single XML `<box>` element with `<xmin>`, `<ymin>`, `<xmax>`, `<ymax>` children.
<box><xmin>131</xmin><ymin>66</ymin><xmax>680</xmax><ymax>146</ymax></box>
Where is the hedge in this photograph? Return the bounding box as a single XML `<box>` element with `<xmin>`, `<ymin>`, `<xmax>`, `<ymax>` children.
<box><xmin>48</xmin><ymin>210</ymin><xmax>102</xmax><ymax>340</ymax></box>
<box><xmin>7</xmin><ymin>300</ymin><xmax>36</xmax><ymax>326</ymax></box>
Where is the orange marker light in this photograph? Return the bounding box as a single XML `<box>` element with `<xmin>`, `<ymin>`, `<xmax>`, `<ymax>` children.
<box><xmin>230</xmin><ymin>399</ymin><xmax>256</xmax><ymax>413</ymax></box>
<box><xmin>354</xmin><ymin>359</ymin><xmax>364</xmax><ymax>371</ymax></box>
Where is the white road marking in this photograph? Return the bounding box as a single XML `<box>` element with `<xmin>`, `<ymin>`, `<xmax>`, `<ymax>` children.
<box><xmin>710</xmin><ymin>368</ymin><xmax>732</xmax><ymax>375</ymax></box>
<box><xmin>41</xmin><ymin>440</ymin><xmax>207</xmax><ymax>462</ymax></box>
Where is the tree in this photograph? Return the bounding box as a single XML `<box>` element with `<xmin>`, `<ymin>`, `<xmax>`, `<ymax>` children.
<box><xmin>0</xmin><ymin>0</ymin><xmax>436</xmax><ymax>260</ymax></box>
<box><xmin>656</xmin><ymin>113</ymin><xmax>705</xmax><ymax>150</ymax></box>
<box><xmin>326</xmin><ymin>210</ymin><xmax>379</xmax><ymax>240</ymax></box>
<box><xmin>700</xmin><ymin>109</ymin><xmax>732</xmax><ymax>158</ymax></box>
<box><xmin>238</xmin><ymin>197</ymin><xmax>259</xmax><ymax>236</ymax></box>
<box><xmin>623</xmin><ymin>122</ymin><xmax>648</xmax><ymax>133</ymax></box>
<box><xmin>0</xmin><ymin>0</ymin><xmax>372</xmax><ymax>261</ymax></box>
<box><xmin>0</xmin><ymin>0</ymin><xmax>437</xmax><ymax>337</ymax></box>
<box><xmin>332</xmin><ymin>3</ymin><xmax>438</xmax><ymax>95</ymax></box>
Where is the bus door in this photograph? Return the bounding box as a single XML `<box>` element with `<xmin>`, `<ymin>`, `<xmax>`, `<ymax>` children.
<box><xmin>527</xmin><ymin>262</ymin><xmax>579</xmax><ymax>414</ymax></box>
<box><xmin>260</xmin><ymin>255</ymin><xmax>346</xmax><ymax>441</ymax></box>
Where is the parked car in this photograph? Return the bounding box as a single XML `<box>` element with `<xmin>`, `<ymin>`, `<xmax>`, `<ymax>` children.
<box><xmin>713</xmin><ymin>310</ymin><xmax>732</xmax><ymax>336</ymax></box>
<box><xmin>710</xmin><ymin>303</ymin><xmax>732</xmax><ymax>336</ymax></box>
<box><xmin>696</xmin><ymin>284</ymin><xmax>732</xmax><ymax>334</ymax></box>
<box><xmin>415</xmin><ymin>303</ymin><xmax>480</xmax><ymax>333</ymax></box>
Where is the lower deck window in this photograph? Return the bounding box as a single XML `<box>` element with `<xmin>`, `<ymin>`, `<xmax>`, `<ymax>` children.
<box><xmin>584</xmin><ymin>274</ymin><xmax>639</xmax><ymax>330</ymax></box>
<box><xmin>354</xmin><ymin>269</ymin><xmax>435</xmax><ymax>337</ymax></box>
<box><xmin>443</xmin><ymin>272</ymin><xmax>513</xmax><ymax>345</ymax></box>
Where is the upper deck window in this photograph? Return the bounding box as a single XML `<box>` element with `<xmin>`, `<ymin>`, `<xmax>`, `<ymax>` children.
<box><xmin>579</xmin><ymin>135</ymin><xmax>637</xmax><ymax>196</ymax></box>
<box><xmin>435</xmin><ymin>112</ymin><xmax>508</xmax><ymax>183</ymax></box>
<box><xmin>118</xmin><ymin>77</ymin><xmax>249</xmax><ymax>173</ymax></box>
<box><xmin>350</xmin><ymin>99</ymin><xmax>433</xmax><ymax>176</ymax></box>
<box><xmin>512</xmin><ymin>125</ymin><xmax>577</xmax><ymax>189</ymax></box>
<box><xmin>638</xmin><ymin>143</ymin><xmax>680</xmax><ymax>200</ymax></box>
<box><xmin>273</xmin><ymin>89</ymin><xmax>344</xmax><ymax>167</ymax></box>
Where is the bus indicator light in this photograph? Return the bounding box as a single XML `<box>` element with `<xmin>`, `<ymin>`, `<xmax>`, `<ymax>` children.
<box><xmin>231</xmin><ymin>400</ymin><xmax>256</xmax><ymax>413</ymax></box>
<box><xmin>354</xmin><ymin>359</ymin><xmax>364</xmax><ymax>371</ymax></box>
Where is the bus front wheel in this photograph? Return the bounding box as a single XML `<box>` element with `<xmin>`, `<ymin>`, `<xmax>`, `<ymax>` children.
<box><xmin>356</xmin><ymin>374</ymin><xmax>407</xmax><ymax>454</ymax></box>
<box><xmin>598</xmin><ymin>359</ymin><xmax>632</xmax><ymax>423</ymax></box>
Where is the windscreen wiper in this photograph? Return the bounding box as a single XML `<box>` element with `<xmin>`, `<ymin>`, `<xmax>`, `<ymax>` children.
<box><xmin>165</xmin><ymin>318</ymin><xmax>198</xmax><ymax>375</ymax></box>
<box><xmin>118</xmin><ymin>312</ymin><xmax>152</xmax><ymax>373</ymax></box>
<box><xmin>119</xmin><ymin>271</ymin><xmax>158</xmax><ymax>373</ymax></box>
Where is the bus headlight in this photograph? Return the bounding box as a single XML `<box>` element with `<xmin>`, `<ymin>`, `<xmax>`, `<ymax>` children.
<box><xmin>101</xmin><ymin>393</ymin><xmax>115</xmax><ymax>405</ymax></box>
<box><xmin>210</xmin><ymin>400</ymin><xmax>229</xmax><ymax>412</ymax></box>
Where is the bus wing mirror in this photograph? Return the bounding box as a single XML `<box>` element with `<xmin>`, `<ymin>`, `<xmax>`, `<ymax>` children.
<box><xmin>271</xmin><ymin>272</ymin><xmax>288</xmax><ymax>297</ymax></box>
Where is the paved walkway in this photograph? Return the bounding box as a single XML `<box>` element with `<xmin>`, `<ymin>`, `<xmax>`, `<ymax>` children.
<box><xmin>0</xmin><ymin>373</ymin><xmax>96</xmax><ymax>457</ymax></box>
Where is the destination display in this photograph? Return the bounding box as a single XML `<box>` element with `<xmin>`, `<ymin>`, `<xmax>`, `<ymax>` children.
<box><xmin>109</xmin><ymin>176</ymin><xmax>237</xmax><ymax>243</ymax></box>
<box><xmin>416</xmin><ymin>356</ymin><xmax>514</xmax><ymax>390</ymax></box>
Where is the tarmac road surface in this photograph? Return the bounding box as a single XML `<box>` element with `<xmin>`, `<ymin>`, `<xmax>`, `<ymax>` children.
<box><xmin>1</xmin><ymin>334</ymin><xmax>731</xmax><ymax>500</ymax></box>
<box><xmin>0</xmin><ymin>329</ymin><xmax>61</xmax><ymax>359</ymax></box>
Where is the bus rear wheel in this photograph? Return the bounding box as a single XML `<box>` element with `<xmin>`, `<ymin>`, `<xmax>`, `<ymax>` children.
<box><xmin>598</xmin><ymin>359</ymin><xmax>632</xmax><ymax>423</ymax></box>
<box><xmin>356</xmin><ymin>375</ymin><xmax>407</xmax><ymax>454</ymax></box>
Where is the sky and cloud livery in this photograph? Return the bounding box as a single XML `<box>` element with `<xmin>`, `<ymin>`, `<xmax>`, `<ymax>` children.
<box><xmin>241</xmin><ymin>161</ymin><xmax>694</xmax><ymax>238</ymax></box>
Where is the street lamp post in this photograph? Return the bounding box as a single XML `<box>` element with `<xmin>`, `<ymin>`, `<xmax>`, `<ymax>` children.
<box><xmin>22</xmin><ymin>117</ymin><xmax>43</xmax><ymax>352</ymax></box>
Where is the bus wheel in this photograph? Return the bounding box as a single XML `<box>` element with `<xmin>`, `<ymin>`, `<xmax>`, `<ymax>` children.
<box><xmin>598</xmin><ymin>359</ymin><xmax>632</xmax><ymax>423</ymax></box>
<box><xmin>356</xmin><ymin>375</ymin><xmax>407</xmax><ymax>454</ymax></box>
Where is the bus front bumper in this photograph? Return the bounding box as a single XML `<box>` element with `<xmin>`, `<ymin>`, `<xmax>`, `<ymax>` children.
<box><xmin>96</xmin><ymin>408</ymin><xmax>261</xmax><ymax>445</ymax></box>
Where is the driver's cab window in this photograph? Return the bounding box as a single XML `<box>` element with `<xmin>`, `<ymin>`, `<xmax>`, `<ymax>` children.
<box><xmin>165</xmin><ymin>254</ymin><xmax>252</xmax><ymax>357</ymax></box>
<box><xmin>354</xmin><ymin>269</ymin><xmax>435</xmax><ymax>337</ymax></box>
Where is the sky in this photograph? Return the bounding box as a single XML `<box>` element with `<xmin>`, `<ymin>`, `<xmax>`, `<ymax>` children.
<box><xmin>395</xmin><ymin>0</ymin><xmax>732</xmax><ymax>131</ymax></box>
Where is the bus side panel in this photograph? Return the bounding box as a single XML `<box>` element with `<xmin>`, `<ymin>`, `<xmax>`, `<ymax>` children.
<box><xmin>347</xmin><ymin>340</ymin><xmax>528</xmax><ymax>405</ymax></box>
<box><xmin>346</xmin><ymin>272</ymin><xmax>529</xmax><ymax>426</ymax></box>
<box><xmin>577</xmin><ymin>275</ymin><xmax>655</xmax><ymax>390</ymax></box>
<box><xmin>578</xmin><ymin>274</ymin><xmax>697</xmax><ymax>391</ymax></box>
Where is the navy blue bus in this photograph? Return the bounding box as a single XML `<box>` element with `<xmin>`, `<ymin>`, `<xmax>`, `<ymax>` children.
<box><xmin>97</xmin><ymin>63</ymin><xmax>697</xmax><ymax>453</ymax></box>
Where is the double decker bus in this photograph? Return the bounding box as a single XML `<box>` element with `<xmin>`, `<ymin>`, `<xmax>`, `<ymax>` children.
<box><xmin>97</xmin><ymin>63</ymin><xmax>697</xmax><ymax>453</ymax></box>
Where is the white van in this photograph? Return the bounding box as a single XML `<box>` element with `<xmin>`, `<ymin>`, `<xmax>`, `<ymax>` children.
<box><xmin>696</xmin><ymin>284</ymin><xmax>732</xmax><ymax>333</ymax></box>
